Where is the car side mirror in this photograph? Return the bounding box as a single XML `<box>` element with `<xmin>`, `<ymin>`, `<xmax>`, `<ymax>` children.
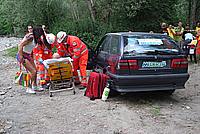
<box><xmin>106</xmin><ymin>66</ymin><xmax>110</xmax><ymax>71</ymax></box>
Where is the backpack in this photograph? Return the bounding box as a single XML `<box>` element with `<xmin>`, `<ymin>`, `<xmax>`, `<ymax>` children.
<box><xmin>85</xmin><ymin>72</ymin><xmax>108</xmax><ymax>100</ymax></box>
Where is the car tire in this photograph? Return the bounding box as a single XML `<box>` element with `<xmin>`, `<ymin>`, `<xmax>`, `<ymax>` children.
<box><xmin>164</xmin><ymin>89</ymin><xmax>175</xmax><ymax>95</ymax></box>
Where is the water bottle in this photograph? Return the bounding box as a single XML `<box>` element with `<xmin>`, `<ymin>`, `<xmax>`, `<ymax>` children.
<box><xmin>102</xmin><ymin>84</ymin><xmax>110</xmax><ymax>101</ymax></box>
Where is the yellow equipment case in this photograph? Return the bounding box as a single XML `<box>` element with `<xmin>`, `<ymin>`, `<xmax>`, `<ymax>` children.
<box><xmin>43</xmin><ymin>58</ymin><xmax>75</xmax><ymax>97</ymax></box>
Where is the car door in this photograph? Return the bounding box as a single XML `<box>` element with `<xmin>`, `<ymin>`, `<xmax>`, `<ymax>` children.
<box><xmin>82</xmin><ymin>41</ymin><xmax>96</xmax><ymax>70</ymax></box>
<box><xmin>96</xmin><ymin>35</ymin><xmax>111</xmax><ymax>69</ymax></box>
<box><xmin>106</xmin><ymin>35</ymin><xmax>121</xmax><ymax>73</ymax></box>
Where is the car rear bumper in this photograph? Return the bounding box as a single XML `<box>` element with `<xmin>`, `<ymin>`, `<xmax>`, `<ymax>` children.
<box><xmin>107</xmin><ymin>72</ymin><xmax>190</xmax><ymax>92</ymax></box>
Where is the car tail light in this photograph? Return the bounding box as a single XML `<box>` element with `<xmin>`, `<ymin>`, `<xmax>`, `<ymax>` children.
<box><xmin>171</xmin><ymin>58</ymin><xmax>188</xmax><ymax>69</ymax></box>
<box><xmin>118</xmin><ymin>60</ymin><xmax>129</xmax><ymax>69</ymax></box>
<box><xmin>128</xmin><ymin>60</ymin><xmax>139</xmax><ymax>70</ymax></box>
<box><xmin>190</xmin><ymin>45</ymin><xmax>195</xmax><ymax>48</ymax></box>
<box><xmin>118</xmin><ymin>59</ymin><xmax>139</xmax><ymax>70</ymax></box>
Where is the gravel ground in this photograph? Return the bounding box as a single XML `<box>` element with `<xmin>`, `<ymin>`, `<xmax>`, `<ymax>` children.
<box><xmin>0</xmin><ymin>37</ymin><xmax>200</xmax><ymax>134</ymax></box>
<box><xmin>0</xmin><ymin>37</ymin><xmax>21</xmax><ymax>52</ymax></box>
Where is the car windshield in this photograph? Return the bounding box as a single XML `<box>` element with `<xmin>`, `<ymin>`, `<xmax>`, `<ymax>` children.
<box><xmin>123</xmin><ymin>35</ymin><xmax>180</xmax><ymax>55</ymax></box>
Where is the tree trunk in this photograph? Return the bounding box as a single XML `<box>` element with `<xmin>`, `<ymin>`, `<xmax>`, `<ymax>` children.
<box><xmin>191</xmin><ymin>0</ymin><xmax>197</xmax><ymax>27</ymax></box>
<box><xmin>69</xmin><ymin>0</ymin><xmax>79</xmax><ymax>21</ymax></box>
<box><xmin>86</xmin><ymin>0</ymin><xmax>96</xmax><ymax>22</ymax></box>
<box><xmin>195</xmin><ymin>1</ymin><xmax>200</xmax><ymax>22</ymax></box>
<box><xmin>188</xmin><ymin>0</ymin><xmax>192</xmax><ymax>28</ymax></box>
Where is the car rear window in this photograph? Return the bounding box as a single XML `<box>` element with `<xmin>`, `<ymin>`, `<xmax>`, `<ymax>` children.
<box><xmin>123</xmin><ymin>35</ymin><xmax>180</xmax><ymax>55</ymax></box>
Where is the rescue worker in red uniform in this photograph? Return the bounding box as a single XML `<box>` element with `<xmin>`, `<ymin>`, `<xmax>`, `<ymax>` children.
<box><xmin>32</xmin><ymin>27</ymin><xmax>53</xmax><ymax>90</ymax></box>
<box><xmin>56</xmin><ymin>31</ymin><xmax>88</xmax><ymax>88</ymax></box>
<box><xmin>196</xmin><ymin>28</ymin><xmax>200</xmax><ymax>55</ymax></box>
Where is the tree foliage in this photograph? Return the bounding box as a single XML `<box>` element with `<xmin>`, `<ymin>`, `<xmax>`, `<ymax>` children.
<box><xmin>0</xmin><ymin>0</ymin><xmax>199</xmax><ymax>47</ymax></box>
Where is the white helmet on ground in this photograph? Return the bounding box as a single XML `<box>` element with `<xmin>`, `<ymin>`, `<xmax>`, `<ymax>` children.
<box><xmin>57</xmin><ymin>31</ymin><xmax>67</xmax><ymax>43</ymax></box>
<box><xmin>46</xmin><ymin>33</ymin><xmax>56</xmax><ymax>44</ymax></box>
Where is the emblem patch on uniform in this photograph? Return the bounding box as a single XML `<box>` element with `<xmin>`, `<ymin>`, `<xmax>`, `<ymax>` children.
<box><xmin>72</xmin><ymin>41</ymin><xmax>77</xmax><ymax>46</ymax></box>
<box><xmin>44</xmin><ymin>51</ymin><xmax>48</xmax><ymax>54</ymax></box>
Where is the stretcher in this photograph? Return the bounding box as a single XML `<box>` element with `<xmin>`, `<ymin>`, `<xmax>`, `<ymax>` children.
<box><xmin>43</xmin><ymin>57</ymin><xmax>75</xmax><ymax>97</ymax></box>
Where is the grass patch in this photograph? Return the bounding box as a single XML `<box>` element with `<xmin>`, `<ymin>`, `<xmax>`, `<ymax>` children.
<box><xmin>4</xmin><ymin>47</ymin><xmax>18</xmax><ymax>58</ymax></box>
<box><xmin>151</xmin><ymin>105</ymin><xmax>161</xmax><ymax>116</ymax></box>
<box><xmin>138</xmin><ymin>99</ymin><xmax>152</xmax><ymax>105</ymax></box>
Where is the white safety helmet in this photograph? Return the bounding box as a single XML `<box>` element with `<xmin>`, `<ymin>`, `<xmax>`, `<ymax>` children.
<box><xmin>46</xmin><ymin>33</ymin><xmax>56</xmax><ymax>44</ymax></box>
<box><xmin>57</xmin><ymin>31</ymin><xmax>67</xmax><ymax>43</ymax></box>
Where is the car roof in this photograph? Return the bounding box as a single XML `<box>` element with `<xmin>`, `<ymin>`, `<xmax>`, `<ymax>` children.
<box><xmin>106</xmin><ymin>32</ymin><xmax>166</xmax><ymax>37</ymax></box>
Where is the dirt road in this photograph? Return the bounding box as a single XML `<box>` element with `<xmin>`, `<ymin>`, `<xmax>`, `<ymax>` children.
<box><xmin>0</xmin><ymin>37</ymin><xmax>200</xmax><ymax>134</ymax></box>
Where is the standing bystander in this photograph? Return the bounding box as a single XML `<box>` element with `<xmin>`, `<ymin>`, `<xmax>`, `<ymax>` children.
<box><xmin>174</xmin><ymin>21</ymin><xmax>184</xmax><ymax>47</ymax></box>
<box><xmin>16</xmin><ymin>25</ymin><xmax>37</xmax><ymax>93</ymax></box>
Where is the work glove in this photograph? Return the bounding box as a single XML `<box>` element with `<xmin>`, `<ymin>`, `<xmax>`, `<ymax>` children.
<box><xmin>38</xmin><ymin>58</ymin><xmax>43</xmax><ymax>64</ymax></box>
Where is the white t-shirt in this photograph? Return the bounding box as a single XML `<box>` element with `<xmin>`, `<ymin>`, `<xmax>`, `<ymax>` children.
<box><xmin>185</xmin><ymin>33</ymin><xmax>193</xmax><ymax>40</ymax></box>
<box><xmin>21</xmin><ymin>33</ymin><xmax>35</xmax><ymax>54</ymax></box>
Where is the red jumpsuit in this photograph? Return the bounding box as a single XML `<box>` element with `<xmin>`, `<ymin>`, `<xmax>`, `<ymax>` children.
<box><xmin>196</xmin><ymin>35</ymin><xmax>200</xmax><ymax>55</ymax></box>
<box><xmin>33</xmin><ymin>43</ymin><xmax>53</xmax><ymax>86</ymax></box>
<box><xmin>57</xmin><ymin>43</ymin><xmax>73</xmax><ymax>57</ymax></box>
<box><xmin>57</xmin><ymin>35</ymin><xmax>88</xmax><ymax>86</ymax></box>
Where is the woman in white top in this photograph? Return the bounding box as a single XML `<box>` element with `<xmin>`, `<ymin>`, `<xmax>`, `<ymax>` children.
<box><xmin>16</xmin><ymin>25</ymin><xmax>37</xmax><ymax>93</ymax></box>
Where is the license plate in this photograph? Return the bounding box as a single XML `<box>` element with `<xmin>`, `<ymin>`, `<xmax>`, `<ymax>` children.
<box><xmin>189</xmin><ymin>48</ymin><xmax>195</xmax><ymax>54</ymax></box>
<box><xmin>142</xmin><ymin>61</ymin><xmax>167</xmax><ymax>68</ymax></box>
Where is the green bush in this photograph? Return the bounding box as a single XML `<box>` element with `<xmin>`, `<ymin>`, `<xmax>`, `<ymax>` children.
<box><xmin>4</xmin><ymin>47</ymin><xmax>18</xmax><ymax>58</ymax></box>
<box><xmin>0</xmin><ymin>0</ymin><xmax>193</xmax><ymax>43</ymax></box>
<box><xmin>51</xmin><ymin>19</ymin><xmax>103</xmax><ymax>49</ymax></box>
<box><xmin>0</xmin><ymin>18</ymin><xmax>13</xmax><ymax>35</ymax></box>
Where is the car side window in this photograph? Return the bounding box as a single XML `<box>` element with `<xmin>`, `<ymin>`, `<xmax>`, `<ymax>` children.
<box><xmin>97</xmin><ymin>36</ymin><xmax>106</xmax><ymax>51</ymax></box>
<box><xmin>110</xmin><ymin>35</ymin><xmax>120</xmax><ymax>54</ymax></box>
<box><xmin>99</xmin><ymin>35</ymin><xmax>111</xmax><ymax>53</ymax></box>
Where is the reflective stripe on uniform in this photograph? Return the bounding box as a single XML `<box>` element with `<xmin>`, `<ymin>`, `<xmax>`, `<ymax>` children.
<box><xmin>80</xmin><ymin>47</ymin><xmax>87</xmax><ymax>55</ymax></box>
<box><xmin>74</xmin><ymin>48</ymin><xmax>81</xmax><ymax>52</ymax></box>
<box><xmin>73</xmin><ymin>55</ymin><xmax>80</xmax><ymax>59</ymax></box>
<box><xmin>38</xmin><ymin>70</ymin><xmax>45</xmax><ymax>73</ymax></box>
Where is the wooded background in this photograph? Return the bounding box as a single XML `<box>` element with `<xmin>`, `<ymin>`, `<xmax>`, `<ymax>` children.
<box><xmin>0</xmin><ymin>0</ymin><xmax>199</xmax><ymax>47</ymax></box>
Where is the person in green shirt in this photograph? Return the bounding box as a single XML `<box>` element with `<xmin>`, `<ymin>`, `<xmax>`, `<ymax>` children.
<box><xmin>195</xmin><ymin>22</ymin><xmax>200</xmax><ymax>32</ymax></box>
<box><xmin>174</xmin><ymin>21</ymin><xmax>184</xmax><ymax>47</ymax></box>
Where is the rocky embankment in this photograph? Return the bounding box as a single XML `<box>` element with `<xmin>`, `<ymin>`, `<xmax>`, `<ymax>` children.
<box><xmin>0</xmin><ymin>37</ymin><xmax>21</xmax><ymax>52</ymax></box>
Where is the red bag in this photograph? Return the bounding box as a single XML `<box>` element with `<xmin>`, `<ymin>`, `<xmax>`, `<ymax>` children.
<box><xmin>85</xmin><ymin>72</ymin><xmax>108</xmax><ymax>100</ymax></box>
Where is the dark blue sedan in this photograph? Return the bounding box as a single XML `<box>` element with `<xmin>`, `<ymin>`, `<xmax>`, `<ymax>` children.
<box><xmin>93</xmin><ymin>32</ymin><xmax>189</xmax><ymax>94</ymax></box>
